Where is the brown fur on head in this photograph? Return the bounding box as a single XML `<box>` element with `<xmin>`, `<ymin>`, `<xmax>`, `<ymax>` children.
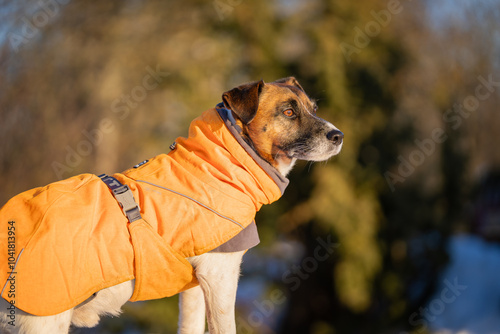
<box><xmin>222</xmin><ymin>77</ymin><xmax>343</xmax><ymax>176</ymax></box>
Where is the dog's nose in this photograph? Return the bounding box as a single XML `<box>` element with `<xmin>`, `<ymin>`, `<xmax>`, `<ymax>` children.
<box><xmin>327</xmin><ymin>130</ymin><xmax>344</xmax><ymax>146</ymax></box>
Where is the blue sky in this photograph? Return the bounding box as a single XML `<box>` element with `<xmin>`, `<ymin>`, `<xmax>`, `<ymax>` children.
<box><xmin>1</xmin><ymin>0</ymin><xmax>499</xmax><ymax>62</ymax></box>
<box><xmin>427</xmin><ymin>0</ymin><xmax>500</xmax><ymax>30</ymax></box>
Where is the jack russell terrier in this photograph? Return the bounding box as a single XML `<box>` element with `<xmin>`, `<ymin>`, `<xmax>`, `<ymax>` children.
<box><xmin>0</xmin><ymin>77</ymin><xmax>343</xmax><ymax>333</ymax></box>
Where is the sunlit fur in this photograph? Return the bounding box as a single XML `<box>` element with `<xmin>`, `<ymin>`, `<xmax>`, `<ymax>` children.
<box><xmin>0</xmin><ymin>78</ymin><xmax>342</xmax><ymax>334</ymax></box>
<box><xmin>236</xmin><ymin>81</ymin><xmax>342</xmax><ymax>176</ymax></box>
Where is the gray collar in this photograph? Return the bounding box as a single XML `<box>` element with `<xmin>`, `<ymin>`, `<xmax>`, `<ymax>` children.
<box><xmin>216</xmin><ymin>103</ymin><xmax>289</xmax><ymax>195</ymax></box>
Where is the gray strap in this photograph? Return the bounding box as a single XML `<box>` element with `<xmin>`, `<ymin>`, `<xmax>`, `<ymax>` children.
<box><xmin>99</xmin><ymin>174</ymin><xmax>142</xmax><ymax>222</ymax></box>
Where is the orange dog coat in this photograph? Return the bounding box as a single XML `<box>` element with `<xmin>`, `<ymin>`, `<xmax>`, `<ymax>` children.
<box><xmin>0</xmin><ymin>106</ymin><xmax>288</xmax><ymax>316</ymax></box>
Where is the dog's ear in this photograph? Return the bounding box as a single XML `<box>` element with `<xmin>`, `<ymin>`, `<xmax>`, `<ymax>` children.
<box><xmin>273</xmin><ymin>77</ymin><xmax>305</xmax><ymax>92</ymax></box>
<box><xmin>222</xmin><ymin>80</ymin><xmax>264</xmax><ymax>124</ymax></box>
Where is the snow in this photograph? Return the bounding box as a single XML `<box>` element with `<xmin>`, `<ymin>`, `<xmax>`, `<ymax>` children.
<box><xmin>428</xmin><ymin>235</ymin><xmax>500</xmax><ymax>334</ymax></box>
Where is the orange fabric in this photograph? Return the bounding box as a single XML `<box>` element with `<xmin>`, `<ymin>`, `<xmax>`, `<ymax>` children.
<box><xmin>0</xmin><ymin>107</ymin><xmax>284</xmax><ymax>316</ymax></box>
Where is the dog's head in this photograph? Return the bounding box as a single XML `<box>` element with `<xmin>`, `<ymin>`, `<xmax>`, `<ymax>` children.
<box><xmin>222</xmin><ymin>77</ymin><xmax>343</xmax><ymax>176</ymax></box>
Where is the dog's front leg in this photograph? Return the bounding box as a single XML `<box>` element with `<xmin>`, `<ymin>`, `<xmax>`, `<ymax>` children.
<box><xmin>178</xmin><ymin>285</ymin><xmax>206</xmax><ymax>334</ymax></box>
<box><xmin>188</xmin><ymin>250</ymin><xmax>245</xmax><ymax>334</ymax></box>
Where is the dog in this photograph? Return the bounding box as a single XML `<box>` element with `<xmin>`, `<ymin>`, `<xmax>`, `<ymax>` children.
<box><xmin>0</xmin><ymin>77</ymin><xmax>343</xmax><ymax>334</ymax></box>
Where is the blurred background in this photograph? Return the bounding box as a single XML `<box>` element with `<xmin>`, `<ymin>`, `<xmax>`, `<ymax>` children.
<box><xmin>1</xmin><ymin>0</ymin><xmax>500</xmax><ymax>333</ymax></box>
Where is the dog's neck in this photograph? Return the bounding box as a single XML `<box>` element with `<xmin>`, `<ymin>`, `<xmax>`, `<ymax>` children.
<box><xmin>275</xmin><ymin>157</ymin><xmax>296</xmax><ymax>177</ymax></box>
<box><xmin>225</xmin><ymin>108</ymin><xmax>296</xmax><ymax>177</ymax></box>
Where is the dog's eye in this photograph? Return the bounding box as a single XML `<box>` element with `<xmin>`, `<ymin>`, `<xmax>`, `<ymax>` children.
<box><xmin>283</xmin><ymin>109</ymin><xmax>295</xmax><ymax>117</ymax></box>
<box><xmin>313</xmin><ymin>106</ymin><xmax>318</xmax><ymax>114</ymax></box>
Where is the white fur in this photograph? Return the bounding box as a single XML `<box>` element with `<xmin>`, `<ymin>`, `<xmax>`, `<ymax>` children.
<box><xmin>181</xmin><ymin>251</ymin><xmax>245</xmax><ymax>333</ymax></box>
<box><xmin>0</xmin><ymin>136</ymin><xmax>337</xmax><ymax>334</ymax></box>
<box><xmin>0</xmin><ymin>298</ymin><xmax>73</xmax><ymax>334</ymax></box>
<box><xmin>0</xmin><ymin>90</ymin><xmax>342</xmax><ymax>333</ymax></box>
<box><xmin>0</xmin><ymin>251</ymin><xmax>245</xmax><ymax>334</ymax></box>
<box><xmin>276</xmin><ymin>157</ymin><xmax>297</xmax><ymax>176</ymax></box>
